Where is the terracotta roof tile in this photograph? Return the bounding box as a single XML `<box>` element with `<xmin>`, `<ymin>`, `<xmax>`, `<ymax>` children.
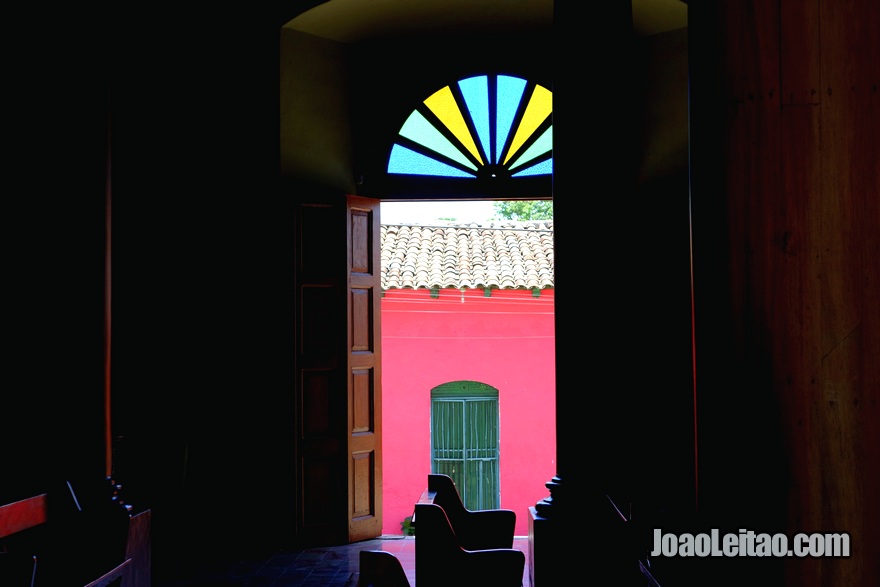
<box><xmin>381</xmin><ymin>221</ymin><xmax>554</xmax><ymax>291</ymax></box>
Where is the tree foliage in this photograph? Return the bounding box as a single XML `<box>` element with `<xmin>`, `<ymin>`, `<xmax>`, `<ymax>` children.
<box><xmin>492</xmin><ymin>200</ymin><xmax>553</xmax><ymax>221</ymax></box>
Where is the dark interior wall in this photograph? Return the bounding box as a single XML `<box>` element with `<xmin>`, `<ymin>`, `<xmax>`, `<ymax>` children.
<box><xmin>105</xmin><ymin>7</ymin><xmax>300</xmax><ymax>571</ymax></box>
<box><xmin>17</xmin><ymin>6</ymin><xmax>307</xmax><ymax>574</ymax></box>
<box><xmin>634</xmin><ymin>27</ymin><xmax>689</xmax><ymax>185</ymax></box>
<box><xmin>280</xmin><ymin>28</ymin><xmax>355</xmax><ymax>191</ymax></box>
<box><xmin>5</xmin><ymin>5</ymin><xmax>111</xmax><ymax>501</ymax></box>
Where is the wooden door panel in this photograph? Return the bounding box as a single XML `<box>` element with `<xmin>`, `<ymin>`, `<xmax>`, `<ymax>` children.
<box><xmin>296</xmin><ymin>201</ymin><xmax>347</xmax><ymax>545</ymax></box>
<box><xmin>350</xmin><ymin>288</ymin><xmax>372</xmax><ymax>351</ymax></box>
<box><xmin>347</xmin><ymin>196</ymin><xmax>382</xmax><ymax>542</ymax></box>
<box><xmin>352</xmin><ymin>451</ymin><xmax>374</xmax><ymax>518</ymax></box>
<box><xmin>301</xmin><ymin>457</ymin><xmax>336</xmax><ymax>526</ymax></box>
<box><xmin>301</xmin><ymin>285</ymin><xmax>341</xmax><ymax>359</ymax></box>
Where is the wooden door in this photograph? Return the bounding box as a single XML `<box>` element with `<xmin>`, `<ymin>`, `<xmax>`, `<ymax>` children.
<box><xmin>346</xmin><ymin>195</ymin><xmax>383</xmax><ymax>541</ymax></box>
<box><xmin>294</xmin><ymin>193</ymin><xmax>381</xmax><ymax>545</ymax></box>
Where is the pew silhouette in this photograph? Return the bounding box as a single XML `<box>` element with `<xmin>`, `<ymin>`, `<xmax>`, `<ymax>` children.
<box><xmin>425</xmin><ymin>474</ymin><xmax>516</xmax><ymax>550</ymax></box>
<box><xmin>358</xmin><ymin>550</ymin><xmax>412</xmax><ymax>587</ymax></box>
<box><xmin>413</xmin><ymin>502</ymin><xmax>524</xmax><ymax>587</ymax></box>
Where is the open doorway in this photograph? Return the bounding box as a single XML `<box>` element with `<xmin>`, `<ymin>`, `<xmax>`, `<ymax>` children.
<box><xmin>378</xmin><ymin>200</ymin><xmax>556</xmax><ymax>536</ymax></box>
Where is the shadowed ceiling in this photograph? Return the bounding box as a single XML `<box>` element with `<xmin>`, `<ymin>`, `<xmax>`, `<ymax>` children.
<box><xmin>285</xmin><ymin>0</ymin><xmax>687</xmax><ymax>41</ymax></box>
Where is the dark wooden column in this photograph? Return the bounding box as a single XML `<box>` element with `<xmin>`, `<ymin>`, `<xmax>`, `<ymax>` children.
<box><xmin>529</xmin><ymin>3</ymin><xmax>642</xmax><ymax>585</ymax></box>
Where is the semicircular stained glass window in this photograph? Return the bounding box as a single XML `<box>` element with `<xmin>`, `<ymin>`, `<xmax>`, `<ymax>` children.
<box><xmin>387</xmin><ymin>74</ymin><xmax>552</xmax><ymax>180</ymax></box>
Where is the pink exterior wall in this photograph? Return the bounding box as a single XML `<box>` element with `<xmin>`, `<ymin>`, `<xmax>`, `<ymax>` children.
<box><xmin>381</xmin><ymin>287</ymin><xmax>556</xmax><ymax>536</ymax></box>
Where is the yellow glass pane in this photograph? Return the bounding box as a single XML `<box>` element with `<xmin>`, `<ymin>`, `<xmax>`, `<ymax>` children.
<box><xmin>503</xmin><ymin>84</ymin><xmax>552</xmax><ymax>164</ymax></box>
<box><xmin>424</xmin><ymin>86</ymin><xmax>485</xmax><ymax>165</ymax></box>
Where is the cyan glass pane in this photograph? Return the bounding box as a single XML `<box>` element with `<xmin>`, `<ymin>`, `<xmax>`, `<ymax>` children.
<box><xmin>388</xmin><ymin>144</ymin><xmax>475</xmax><ymax>178</ymax></box>
<box><xmin>512</xmin><ymin>157</ymin><xmax>553</xmax><ymax>177</ymax></box>
<box><xmin>458</xmin><ymin>76</ymin><xmax>491</xmax><ymax>163</ymax></box>
<box><xmin>399</xmin><ymin>111</ymin><xmax>478</xmax><ymax>171</ymax></box>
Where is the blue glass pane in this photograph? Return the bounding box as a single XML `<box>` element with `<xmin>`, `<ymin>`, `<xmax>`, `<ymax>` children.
<box><xmin>400</xmin><ymin>111</ymin><xmax>478</xmax><ymax>171</ymax></box>
<box><xmin>458</xmin><ymin>76</ymin><xmax>491</xmax><ymax>164</ymax></box>
<box><xmin>388</xmin><ymin>144</ymin><xmax>476</xmax><ymax>178</ymax></box>
<box><xmin>495</xmin><ymin>76</ymin><xmax>527</xmax><ymax>164</ymax></box>
<box><xmin>511</xmin><ymin>157</ymin><xmax>553</xmax><ymax>177</ymax></box>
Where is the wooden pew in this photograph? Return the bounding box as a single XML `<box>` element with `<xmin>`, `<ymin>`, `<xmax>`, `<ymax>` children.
<box><xmin>0</xmin><ymin>494</ymin><xmax>44</xmax><ymax>585</ymax></box>
<box><xmin>413</xmin><ymin>502</ymin><xmax>524</xmax><ymax>587</ymax></box>
<box><xmin>413</xmin><ymin>475</ymin><xmax>523</xmax><ymax>587</ymax></box>
<box><xmin>0</xmin><ymin>479</ymin><xmax>151</xmax><ymax>587</ymax></box>
<box><xmin>420</xmin><ymin>474</ymin><xmax>516</xmax><ymax>550</ymax></box>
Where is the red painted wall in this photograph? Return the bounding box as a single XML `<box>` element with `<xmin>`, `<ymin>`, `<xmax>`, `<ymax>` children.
<box><xmin>381</xmin><ymin>287</ymin><xmax>556</xmax><ymax>536</ymax></box>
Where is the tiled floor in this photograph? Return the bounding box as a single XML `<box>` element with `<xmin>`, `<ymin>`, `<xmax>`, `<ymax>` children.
<box><xmin>157</xmin><ymin>535</ymin><xmax>531</xmax><ymax>586</ymax></box>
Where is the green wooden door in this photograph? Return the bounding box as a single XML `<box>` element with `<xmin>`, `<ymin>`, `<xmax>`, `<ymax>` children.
<box><xmin>430</xmin><ymin>381</ymin><xmax>499</xmax><ymax>510</ymax></box>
